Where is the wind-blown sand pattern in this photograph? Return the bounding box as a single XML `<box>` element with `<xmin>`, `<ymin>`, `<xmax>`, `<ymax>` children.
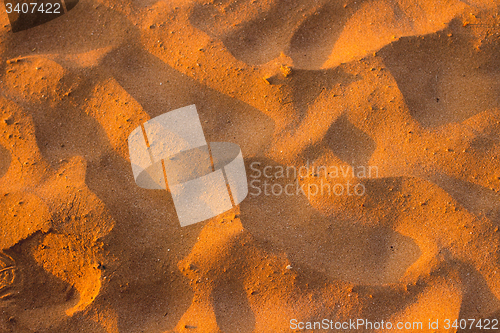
<box><xmin>0</xmin><ymin>0</ymin><xmax>500</xmax><ymax>332</ymax></box>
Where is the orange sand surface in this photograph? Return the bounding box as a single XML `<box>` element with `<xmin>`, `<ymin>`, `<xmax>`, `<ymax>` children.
<box><xmin>1</xmin><ymin>0</ymin><xmax>500</xmax><ymax>332</ymax></box>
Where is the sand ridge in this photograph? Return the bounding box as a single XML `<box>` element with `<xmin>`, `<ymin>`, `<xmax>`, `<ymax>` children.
<box><xmin>0</xmin><ymin>0</ymin><xmax>500</xmax><ymax>332</ymax></box>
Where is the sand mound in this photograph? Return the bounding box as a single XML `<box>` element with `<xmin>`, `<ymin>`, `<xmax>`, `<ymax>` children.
<box><xmin>1</xmin><ymin>0</ymin><xmax>500</xmax><ymax>331</ymax></box>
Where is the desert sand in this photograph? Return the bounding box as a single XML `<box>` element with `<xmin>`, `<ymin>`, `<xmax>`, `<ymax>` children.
<box><xmin>1</xmin><ymin>0</ymin><xmax>500</xmax><ymax>332</ymax></box>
